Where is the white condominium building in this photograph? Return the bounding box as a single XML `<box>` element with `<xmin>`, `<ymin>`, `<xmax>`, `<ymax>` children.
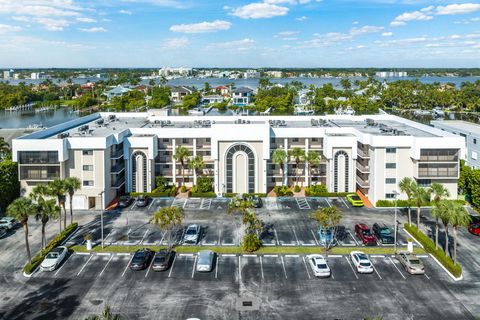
<box><xmin>12</xmin><ymin>112</ymin><xmax>464</xmax><ymax>209</ymax></box>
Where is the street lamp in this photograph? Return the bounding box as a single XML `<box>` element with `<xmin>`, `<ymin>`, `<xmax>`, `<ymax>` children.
<box><xmin>99</xmin><ymin>191</ymin><xmax>105</xmax><ymax>248</ymax></box>
<box><xmin>392</xmin><ymin>190</ymin><xmax>400</xmax><ymax>254</ymax></box>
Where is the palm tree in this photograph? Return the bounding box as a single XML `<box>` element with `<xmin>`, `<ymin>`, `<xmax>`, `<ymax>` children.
<box><xmin>47</xmin><ymin>178</ymin><xmax>68</xmax><ymax>231</ymax></box>
<box><xmin>271</xmin><ymin>149</ymin><xmax>288</xmax><ymax>186</ymax></box>
<box><xmin>64</xmin><ymin>177</ymin><xmax>81</xmax><ymax>225</ymax></box>
<box><xmin>429</xmin><ymin>183</ymin><xmax>450</xmax><ymax>249</ymax></box>
<box><xmin>86</xmin><ymin>305</ymin><xmax>121</xmax><ymax>320</ymax></box>
<box><xmin>398</xmin><ymin>177</ymin><xmax>414</xmax><ymax>225</ymax></box>
<box><xmin>305</xmin><ymin>150</ymin><xmax>320</xmax><ymax>186</ymax></box>
<box><xmin>36</xmin><ymin>199</ymin><xmax>60</xmax><ymax>250</ymax></box>
<box><xmin>288</xmin><ymin>147</ymin><xmax>305</xmax><ymax>187</ymax></box>
<box><xmin>449</xmin><ymin>202</ymin><xmax>471</xmax><ymax>264</ymax></box>
<box><xmin>188</xmin><ymin>155</ymin><xmax>205</xmax><ymax>183</ymax></box>
<box><xmin>173</xmin><ymin>146</ymin><xmax>190</xmax><ymax>188</ymax></box>
<box><xmin>6</xmin><ymin>198</ymin><xmax>36</xmax><ymax>263</ymax></box>
<box><xmin>411</xmin><ymin>182</ymin><xmax>429</xmax><ymax>228</ymax></box>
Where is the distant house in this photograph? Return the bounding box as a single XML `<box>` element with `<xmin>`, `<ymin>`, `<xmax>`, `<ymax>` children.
<box><xmin>80</xmin><ymin>82</ymin><xmax>95</xmax><ymax>90</ymax></box>
<box><xmin>295</xmin><ymin>89</ymin><xmax>311</xmax><ymax>106</ymax></box>
<box><xmin>169</xmin><ymin>86</ymin><xmax>193</xmax><ymax>103</ymax></box>
<box><xmin>133</xmin><ymin>85</ymin><xmax>149</xmax><ymax>95</ymax></box>
<box><xmin>216</xmin><ymin>86</ymin><xmax>230</xmax><ymax>96</ymax></box>
<box><xmin>232</xmin><ymin>87</ymin><xmax>254</xmax><ymax>106</ymax></box>
<box><xmin>104</xmin><ymin>85</ymin><xmax>131</xmax><ymax>101</ymax></box>
<box><xmin>202</xmin><ymin>95</ymin><xmax>224</xmax><ymax>105</ymax></box>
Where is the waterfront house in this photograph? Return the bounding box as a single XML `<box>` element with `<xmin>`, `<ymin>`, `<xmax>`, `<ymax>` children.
<box><xmin>232</xmin><ymin>87</ymin><xmax>254</xmax><ymax>106</ymax></box>
<box><xmin>295</xmin><ymin>89</ymin><xmax>311</xmax><ymax>106</ymax></box>
<box><xmin>170</xmin><ymin>86</ymin><xmax>193</xmax><ymax>104</ymax></box>
<box><xmin>202</xmin><ymin>95</ymin><xmax>225</xmax><ymax>105</ymax></box>
<box><xmin>104</xmin><ymin>85</ymin><xmax>131</xmax><ymax>101</ymax></box>
<box><xmin>216</xmin><ymin>86</ymin><xmax>230</xmax><ymax>96</ymax></box>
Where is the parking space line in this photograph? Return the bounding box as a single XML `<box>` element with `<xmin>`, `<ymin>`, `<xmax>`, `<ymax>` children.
<box><xmin>222</xmin><ymin>254</ymin><xmax>236</xmax><ymax>257</ymax></box>
<box><xmin>291</xmin><ymin>227</ymin><xmax>300</xmax><ymax>245</ymax></box>
<box><xmin>259</xmin><ymin>256</ymin><xmax>264</xmax><ymax>279</ymax></box>
<box><xmin>238</xmin><ymin>256</ymin><xmax>242</xmax><ymax>280</ymax></box>
<box><xmin>99</xmin><ymin>255</ymin><xmax>113</xmax><ymax>277</ymax></box>
<box><xmin>145</xmin><ymin>256</ymin><xmax>155</xmax><ymax>278</ymax></box>
<box><xmin>218</xmin><ymin>229</ymin><xmax>221</xmax><ymax>246</ymax></box>
<box><xmin>302</xmin><ymin>256</ymin><xmax>311</xmax><ymax>279</ymax></box>
<box><xmin>371</xmin><ymin>260</ymin><xmax>383</xmax><ymax>280</ymax></box>
<box><xmin>348</xmin><ymin>230</ymin><xmax>360</xmax><ymax>246</ymax></box>
<box><xmin>340</xmin><ymin>197</ymin><xmax>349</xmax><ymax>208</ymax></box>
<box><xmin>191</xmin><ymin>255</ymin><xmax>197</xmax><ymax>278</ymax></box>
<box><xmin>130</xmin><ymin>201</ymin><xmax>137</xmax><ymax>211</ymax></box>
<box><xmin>180</xmin><ymin>253</ymin><xmax>194</xmax><ymax>257</ymax></box>
<box><xmin>140</xmin><ymin>230</ymin><xmax>149</xmax><ymax>244</ymax></box>
<box><xmin>168</xmin><ymin>254</ymin><xmax>177</xmax><ymax>278</ymax></box>
<box><xmin>54</xmin><ymin>253</ymin><xmax>74</xmax><ymax>277</ymax></box>
<box><xmin>122</xmin><ymin>255</ymin><xmax>134</xmax><ymax>277</ymax></box>
<box><xmin>215</xmin><ymin>256</ymin><xmax>219</xmax><ymax>279</ymax></box>
<box><xmin>274</xmin><ymin>228</ymin><xmax>280</xmax><ymax>245</ymax></box>
<box><xmin>325</xmin><ymin>198</ymin><xmax>332</xmax><ymax>208</ymax></box>
<box><xmin>310</xmin><ymin>229</ymin><xmax>319</xmax><ymax>246</ymax></box>
<box><xmin>76</xmin><ymin>255</ymin><xmax>93</xmax><ymax>276</ymax></box>
<box><xmin>148</xmin><ymin>199</ymin><xmax>156</xmax><ymax>210</ymax></box>
<box><xmin>285</xmin><ymin>255</ymin><xmax>299</xmax><ymax>258</ymax></box>
<box><xmin>388</xmin><ymin>257</ymin><xmax>406</xmax><ymax>279</ymax></box>
<box><xmin>345</xmin><ymin>256</ymin><xmax>359</xmax><ymax>280</ymax></box>
<box><xmin>280</xmin><ymin>255</ymin><xmax>288</xmax><ymax>279</ymax></box>
<box><xmin>183</xmin><ymin>199</ymin><xmax>188</xmax><ymax>209</ymax></box>
<box><xmin>424</xmin><ymin>273</ymin><xmax>431</xmax><ymax>280</ymax></box>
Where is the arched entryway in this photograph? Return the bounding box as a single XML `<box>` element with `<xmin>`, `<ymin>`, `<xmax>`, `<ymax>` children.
<box><xmin>225</xmin><ymin>144</ymin><xmax>255</xmax><ymax>194</ymax></box>
<box><xmin>334</xmin><ymin>150</ymin><xmax>349</xmax><ymax>193</ymax></box>
<box><xmin>132</xmin><ymin>151</ymin><xmax>147</xmax><ymax>193</ymax></box>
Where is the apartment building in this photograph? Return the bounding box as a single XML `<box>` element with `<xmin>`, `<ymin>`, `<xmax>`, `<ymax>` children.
<box><xmin>12</xmin><ymin>112</ymin><xmax>464</xmax><ymax>209</ymax></box>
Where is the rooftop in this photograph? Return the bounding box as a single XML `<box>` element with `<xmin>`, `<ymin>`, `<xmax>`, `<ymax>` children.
<box><xmin>432</xmin><ymin>120</ymin><xmax>480</xmax><ymax>136</ymax></box>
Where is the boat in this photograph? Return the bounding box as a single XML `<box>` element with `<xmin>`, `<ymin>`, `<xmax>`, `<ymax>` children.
<box><xmin>413</xmin><ymin>109</ymin><xmax>432</xmax><ymax>116</ymax></box>
<box><xmin>344</xmin><ymin>106</ymin><xmax>355</xmax><ymax>116</ymax></box>
<box><xmin>432</xmin><ymin>107</ymin><xmax>445</xmax><ymax>118</ymax></box>
<box><xmin>188</xmin><ymin>107</ymin><xmax>205</xmax><ymax>115</ymax></box>
<box><xmin>294</xmin><ymin>106</ymin><xmax>314</xmax><ymax>115</ymax></box>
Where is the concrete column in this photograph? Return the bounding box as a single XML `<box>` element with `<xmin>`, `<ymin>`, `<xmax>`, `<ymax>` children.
<box><xmin>305</xmin><ymin>139</ymin><xmax>309</xmax><ymax>187</ymax></box>
<box><xmin>263</xmin><ymin>159</ymin><xmax>267</xmax><ymax>193</ymax></box>
<box><xmin>214</xmin><ymin>159</ymin><xmax>220</xmax><ymax>195</ymax></box>
<box><xmin>193</xmin><ymin>138</ymin><xmax>197</xmax><ymax>185</ymax></box>
<box><xmin>172</xmin><ymin>139</ymin><xmax>176</xmax><ymax>186</ymax></box>
<box><xmin>284</xmin><ymin>138</ymin><xmax>288</xmax><ymax>186</ymax></box>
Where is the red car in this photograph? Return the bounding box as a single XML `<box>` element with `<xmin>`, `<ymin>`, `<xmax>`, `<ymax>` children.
<box><xmin>468</xmin><ymin>223</ymin><xmax>480</xmax><ymax>236</ymax></box>
<box><xmin>354</xmin><ymin>224</ymin><xmax>377</xmax><ymax>246</ymax></box>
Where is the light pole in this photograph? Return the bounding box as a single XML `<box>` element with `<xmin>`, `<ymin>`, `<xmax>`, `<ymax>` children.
<box><xmin>393</xmin><ymin>190</ymin><xmax>400</xmax><ymax>254</ymax></box>
<box><xmin>99</xmin><ymin>191</ymin><xmax>105</xmax><ymax>248</ymax></box>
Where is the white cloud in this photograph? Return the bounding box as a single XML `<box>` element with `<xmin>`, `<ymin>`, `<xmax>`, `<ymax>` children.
<box><xmin>390</xmin><ymin>8</ymin><xmax>433</xmax><ymax>27</ymax></box>
<box><xmin>229</xmin><ymin>3</ymin><xmax>289</xmax><ymax>19</ymax></box>
<box><xmin>120</xmin><ymin>0</ymin><xmax>185</xmax><ymax>9</ymax></box>
<box><xmin>78</xmin><ymin>27</ymin><xmax>107</xmax><ymax>32</ymax></box>
<box><xmin>350</xmin><ymin>25</ymin><xmax>384</xmax><ymax>36</ymax></box>
<box><xmin>119</xmin><ymin>9</ymin><xmax>132</xmax><ymax>15</ymax></box>
<box><xmin>34</xmin><ymin>18</ymin><xmax>69</xmax><ymax>31</ymax></box>
<box><xmin>0</xmin><ymin>0</ymin><xmax>82</xmax><ymax>17</ymax></box>
<box><xmin>170</xmin><ymin>20</ymin><xmax>231</xmax><ymax>33</ymax></box>
<box><xmin>436</xmin><ymin>3</ymin><xmax>480</xmax><ymax>15</ymax></box>
<box><xmin>162</xmin><ymin>37</ymin><xmax>189</xmax><ymax>50</ymax></box>
<box><xmin>296</xmin><ymin>16</ymin><xmax>307</xmax><ymax>21</ymax></box>
<box><xmin>275</xmin><ymin>30</ymin><xmax>299</xmax><ymax>37</ymax></box>
<box><xmin>390</xmin><ymin>21</ymin><xmax>406</xmax><ymax>27</ymax></box>
<box><xmin>77</xmin><ymin>17</ymin><xmax>96</xmax><ymax>23</ymax></box>
<box><xmin>0</xmin><ymin>24</ymin><xmax>22</xmax><ymax>34</ymax></box>
<box><xmin>382</xmin><ymin>32</ymin><xmax>393</xmax><ymax>37</ymax></box>
<box><xmin>11</xmin><ymin>16</ymin><xmax>30</xmax><ymax>22</ymax></box>
<box><xmin>208</xmin><ymin>38</ymin><xmax>256</xmax><ymax>51</ymax></box>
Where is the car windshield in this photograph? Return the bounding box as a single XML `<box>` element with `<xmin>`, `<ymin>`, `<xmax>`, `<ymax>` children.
<box><xmin>46</xmin><ymin>252</ymin><xmax>59</xmax><ymax>259</ymax></box>
<box><xmin>358</xmin><ymin>254</ymin><xmax>368</xmax><ymax>260</ymax></box>
<box><xmin>360</xmin><ymin>262</ymin><xmax>371</xmax><ymax>267</ymax></box>
<box><xmin>380</xmin><ymin>228</ymin><xmax>391</xmax><ymax>235</ymax></box>
<box><xmin>350</xmin><ymin>196</ymin><xmax>361</xmax><ymax>201</ymax></box>
<box><xmin>320</xmin><ymin>228</ymin><xmax>332</xmax><ymax>235</ymax></box>
<box><xmin>186</xmin><ymin>228</ymin><xmax>197</xmax><ymax>235</ymax></box>
<box><xmin>198</xmin><ymin>252</ymin><xmax>212</xmax><ymax>264</ymax></box>
<box><xmin>362</xmin><ymin>230</ymin><xmax>372</xmax><ymax>236</ymax></box>
<box><xmin>120</xmin><ymin>196</ymin><xmax>128</xmax><ymax>201</ymax></box>
<box><xmin>317</xmin><ymin>263</ymin><xmax>328</xmax><ymax>269</ymax></box>
<box><xmin>134</xmin><ymin>251</ymin><xmax>146</xmax><ymax>259</ymax></box>
<box><xmin>155</xmin><ymin>256</ymin><xmax>166</xmax><ymax>263</ymax></box>
<box><xmin>409</xmin><ymin>259</ymin><xmax>421</xmax><ymax>265</ymax></box>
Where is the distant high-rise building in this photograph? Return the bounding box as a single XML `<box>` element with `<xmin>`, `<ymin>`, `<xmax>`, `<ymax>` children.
<box><xmin>244</xmin><ymin>69</ymin><xmax>260</xmax><ymax>79</ymax></box>
<box><xmin>3</xmin><ymin>69</ymin><xmax>13</xmax><ymax>79</ymax></box>
<box><xmin>159</xmin><ymin>67</ymin><xmax>193</xmax><ymax>77</ymax></box>
<box><xmin>375</xmin><ymin>71</ymin><xmax>408</xmax><ymax>78</ymax></box>
<box><xmin>266</xmin><ymin>71</ymin><xmax>283</xmax><ymax>78</ymax></box>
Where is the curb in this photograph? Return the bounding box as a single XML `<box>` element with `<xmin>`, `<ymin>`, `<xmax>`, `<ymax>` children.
<box><xmin>428</xmin><ymin>253</ymin><xmax>463</xmax><ymax>281</ymax></box>
<box><xmin>402</xmin><ymin>228</ymin><xmax>424</xmax><ymax>249</ymax></box>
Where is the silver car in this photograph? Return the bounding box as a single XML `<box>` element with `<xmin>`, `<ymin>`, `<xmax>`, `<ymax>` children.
<box><xmin>196</xmin><ymin>250</ymin><xmax>214</xmax><ymax>272</ymax></box>
<box><xmin>396</xmin><ymin>251</ymin><xmax>425</xmax><ymax>275</ymax></box>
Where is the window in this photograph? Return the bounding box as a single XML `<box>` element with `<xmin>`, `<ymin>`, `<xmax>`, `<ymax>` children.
<box><xmin>386</xmin><ymin>148</ymin><xmax>396</xmax><ymax>153</ymax></box>
<box><xmin>206</xmin><ymin>138</ymin><xmax>211</xmax><ymax>143</ymax></box>
<box><xmin>292</xmin><ymin>138</ymin><xmax>299</xmax><ymax>143</ymax></box>
<box><xmin>83</xmin><ymin>165</ymin><xmax>94</xmax><ymax>171</ymax></box>
<box><xmin>474</xmin><ymin>138</ymin><xmax>477</xmax><ymax>145</ymax></box>
<box><xmin>417</xmin><ymin>179</ymin><xmax>431</xmax><ymax>187</ymax></box>
<box><xmin>206</xmin><ymin>151</ymin><xmax>211</xmax><ymax>156</ymax></box>
<box><xmin>385</xmin><ymin>178</ymin><xmax>396</xmax><ymax>184</ymax></box>
<box><xmin>312</xmin><ymin>138</ymin><xmax>319</xmax><ymax>142</ymax></box>
<box><xmin>182</xmin><ymin>138</ymin><xmax>188</xmax><ymax>144</ymax></box>
<box><xmin>472</xmin><ymin>151</ymin><xmax>478</xmax><ymax>160</ymax></box>
<box><xmin>83</xmin><ymin>180</ymin><xmax>94</xmax><ymax>187</ymax></box>
<box><xmin>385</xmin><ymin>193</ymin><xmax>396</xmax><ymax>199</ymax></box>
<box><xmin>270</xmin><ymin>138</ymin><xmax>275</xmax><ymax>143</ymax></box>
<box><xmin>20</xmin><ymin>166</ymin><xmax>60</xmax><ymax>180</ymax></box>
<box><xmin>19</xmin><ymin>151</ymin><xmax>58</xmax><ymax>164</ymax></box>
<box><xmin>385</xmin><ymin>163</ymin><xmax>396</xmax><ymax>169</ymax></box>
<box><xmin>82</xmin><ymin>150</ymin><xmax>93</xmax><ymax>156</ymax></box>
<box><xmin>162</xmin><ymin>138</ymin><xmax>169</xmax><ymax>143</ymax></box>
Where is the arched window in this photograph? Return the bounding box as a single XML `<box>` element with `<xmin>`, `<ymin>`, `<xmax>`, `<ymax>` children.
<box><xmin>334</xmin><ymin>150</ymin><xmax>349</xmax><ymax>193</ymax></box>
<box><xmin>132</xmin><ymin>151</ymin><xmax>147</xmax><ymax>193</ymax></box>
<box><xmin>225</xmin><ymin>144</ymin><xmax>255</xmax><ymax>193</ymax></box>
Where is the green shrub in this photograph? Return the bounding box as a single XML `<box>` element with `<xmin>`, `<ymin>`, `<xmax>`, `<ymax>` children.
<box><xmin>224</xmin><ymin>193</ymin><xmax>237</xmax><ymax>198</ymax></box>
<box><xmin>273</xmin><ymin>186</ymin><xmax>293</xmax><ymax>197</ymax></box>
<box><xmin>190</xmin><ymin>192</ymin><xmax>217</xmax><ymax>198</ymax></box>
<box><xmin>181</xmin><ymin>185</ymin><xmax>187</xmax><ymax>193</ymax></box>
<box><xmin>194</xmin><ymin>177</ymin><xmax>213</xmax><ymax>193</ymax></box>
<box><xmin>376</xmin><ymin>199</ymin><xmax>466</xmax><ymax>207</ymax></box>
<box><xmin>223</xmin><ymin>192</ymin><xmax>266</xmax><ymax>198</ymax></box>
<box><xmin>404</xmin><ymin>223</ymin><xmax>462</xmax><ymax>278</ymax></box>
<box><xmin>294</xmin><ymin>185</ymin><xmax>301</xmax><ymax>193</ymax></box>
<box><xmin>131</xmin><ymin>185</ymin><xmax>176</xmax><ymax>198</ymax></box>
<box><xmin>23</xmin><ymin>223</ymin><xmax>79</xmax><ymax>275</ymax></box>
<box><xmin>305</xmin><ymin>184</ymin><xmax>328</xmax><ymax>196</ymax></box>
<box><xmin>242</xmin><ymin>234</ymin><xmax>262</xmax><ymax>252</ymax></box>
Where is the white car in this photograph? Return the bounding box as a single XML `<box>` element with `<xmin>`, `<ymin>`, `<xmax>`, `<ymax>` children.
<box><xmin>0</xmin><ymin>217</ymin><xmax>16</xmax><ymax>230</ymax></box>
<box><xmin>307</xmin><ymin>254</ymin><xmax>331</xmax><ymax>278</ymax></box>
<box><xmin>196</xmin><ymin>250</ymin><xmax>215</xmax><ymax>272</ymax></box>
<box><xmin>350</xmin><ymin>251</ymin><xmax>374</xmax><ymax>274</ymax></box>
<box><xmin>183</xmin><ymin>224</ymin><xmax>201</xmax><ymax>244</ymax></box>
<box><xmin>40</xmin><ymin>246</ymin><xmax>68</xmax><ymax>271</ymax></box>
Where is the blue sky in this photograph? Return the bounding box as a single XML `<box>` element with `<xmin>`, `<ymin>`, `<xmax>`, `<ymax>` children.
<box><xmin>0</xmin><ymin>0</ymin><xmax>479</xmax><ymax>68</ymax></box>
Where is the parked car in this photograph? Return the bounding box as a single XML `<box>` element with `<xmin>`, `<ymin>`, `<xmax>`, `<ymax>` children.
<box><xmin>117</xmin><ymin>195</ymin><xmax>133</xmax><ymax>208</ymax></box>
<box><xmin>317</xmin><ymin>226</ymin><xmax>334</xmax><ymax>246</ymax></box>
<box><xmin>196</xmin><ymin>250</ymin><xmax>215</xmax><ymax>272</ymax></box>
<box><xmin>0</xmin><ymin>227</ymin><xmax>7</xmax><ymax>239</ymax></box>
<box><xmin>346</xmin><ymin>194</ymin><xmax>364</xmax><ymax>207</ymax></box>
<box><xmin>152</xmin><ymin>249</ymin><xmax>174</xmax><ymax>272</ymax></box>
<box><xmin>136</xmin><ymin>195</ymin><xmax>150</xmax><ymax>207</ymax></box>
<box><xmin>307</xmin><ymin>254</ymin><xmax>331</xmax><ymax>277</ymax></box>
<box><xmin>247</xmin><ymin>195</ymin><xmax>263</xmax><ymax>208</ymax></box>
<box><xmin>355</xmin><ymin>223</ymin><xmax>377</xmax><ymax>246</ymax></box>
<box><xmin>40</xmin><ymin>246</ymin><xmax>68</xmax><ymax>271</ymax></box>
<box><xmin>183</xmin><ymin>224</ymin><xmax>201</xmax><ymax>244</ymax></box>
<box><xmin>395</xmin><ymin>251</ymin><xmax>425</xmax><ymax>275</ymax></box>
<box><xmin>0</xmin><ymin>217</ymin><xmax>16</xmax><ymax>230</ymax></box>
<box><xmin>129</xmin><ymin>248</ymin><xmax>154</xmax><ymax>271</ymax></box>
<box><xmin>350</xmin><ymin>251</ymin><xmax>374</xmax><ymax>274</ymax></box>
<box><xmin>468</xmin><ymin>223</ymin><xmax>480</xmax><ymax>236</ymax></box>
<box><xmin>372</xmin><ymin>223</ymin><xmax>395</xmax><ymax>244</ymax></box>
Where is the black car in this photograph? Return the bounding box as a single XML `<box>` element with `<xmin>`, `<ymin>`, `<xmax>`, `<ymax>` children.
<box><xmin>248</xmin><ymin>195</ymin><xmax>263</xmax><ymax>208</ymax></box>
<box><xmin>117</xmin><ymin>195</ymin><xmax>133</xmax><ymax>208</ymax></box>
<box><xmin>372</xmin><ymin>223</ymin><xmax>395</xmax><ymax>244</ymax></box>
<box><xmin>136</xmin><ymin>195</ymin><xmax>150</xmax><ymax>207</ymax></box>
<box><xmin>129</xmin><ymin>248</ymin><xmax>154</xmax><ymax>271</ymax></box>
<box><xmin>152</xmin><ymin>249</ymin><xmax>174</xmax><ymax>272</ymax></box>
<box><xmin>0</xmin><ymin>227</ymin><xmax>7</xmax><ymax>239</ymax></box>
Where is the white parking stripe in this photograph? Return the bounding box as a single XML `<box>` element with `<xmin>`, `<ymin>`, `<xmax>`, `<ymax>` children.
<box><xmin>191</xmin><ymin>255</ymin><xmax>197</xmax><ymax>278</ymax></box>
<box><xmin>215</xmin><ymin>256</ymin><xmax>219</xmax><ymax>279</ymax></box>
<box><xmin>148</xmin><ymin>199</ymin><xmax>156</xmax><ymax>210</ymax></box>
<box><xmin>424</xmin><ymin>273</ymin><xmax>431</xmax><ymax>280</ymax></box>
<box><xmin>168</xmin><ymin>254</ymin><xmax>177</xmax><ymax>278</ymax></box>
<box><xmin>140</xmin><ymin>230</ymin><xmax>149</xmax><ymax>244</ymax></box>
<box><xmin>292</xmin><ymin>227</ymin><xmax>300</xmax><ymax>245</ymax></box>
<box><xmin>345</xmin><ymin>256</ymin><xmax>359</xmax><ymax>280</ymax></box>
<box><xmin>259</xmin><ymin>256</ymin><xmax>264</xmax><ymax>279</ymax></box>
<box><xmin>54</xmin><ymin>253</ymin><xmax>74</xmax><ymax>277</ymax></box>
<box><xmin>302</xmin><ymin>256</ymin><xmax>311</xmax><ymax>279</ymax></box>
<box><xmin>340</xmin><ymin>197</ymin><xmax>349</xmax><ymax>208</ymax></box>
<box><xmin>130</xmin><ymin>201</ymin><xmax>137</xmax><ymax>211</ymax></box>
<box><xmin>310</xmin><ymin>229</ymin><xmax>319</xmax><ymax>246</ymax></box>
<box><xmin>218</xmin><ymin>229</ymin><xmax>221</xmax><ymax>245</ymax></box>
<box><xmin>122</xmin><ymin>255</ymin><xmax>134</xmax><ymax>277</ymax></box>
<box><xmin>238</xmin><ymin>256</ymin><xmax>242</xmax><ymax>280</ymax></box>
<box><xmin>388</xmin><ymin>257</ymin><xmax>406</xmax><ymax>279</ymax></box>
<box><xmin>145</xmin><ymin>256</ymin><xmax>155</xmax><ymax>278</ymax></box>
<box><xmin>183</xmin><ymin>199</ymin><xmax>188</xmax><ymax>209</ymax></box>
<box><xmin>76</xmin><ymin>255</ymin><xmax>93</xmax><ymax>276</ymax></box>
<box><xmin>99</xmin><ymin>255</ymin><xmax>113</xmax><ymax>277</ymax></box>
<box><xmin>348</xmin><ymin>230</ymin><xmax>360</xmax><ymax>246</ymax></box>
<box><xmin>274</xmin><ymin>228</ymin><xmax>280</xmax><ymax>245</ymax></box>
<box><xmin>371</xmin><ymin>260</ymin><xmax>382</xmax><ymax>280</ymax></box>
<box><xmin>325</xmin><ymin>199</ymin><xmax>332</xmax><ymax>208</ymax></box>
<box><xmin>280</xmin><ymin>255</ymin><xmax>288</xmax><ymax>279</ymax></box>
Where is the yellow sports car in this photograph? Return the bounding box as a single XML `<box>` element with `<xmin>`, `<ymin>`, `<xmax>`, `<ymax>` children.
<box><xmin>346</xmin><ymin>194</ymin><xmax>364</xmax><ymax>207</ymax></box>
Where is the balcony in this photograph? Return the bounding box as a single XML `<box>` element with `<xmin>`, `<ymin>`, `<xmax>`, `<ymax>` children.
<box><xmin>356</xmin><ymin>162</ymin><xmax>370</xmax><ymax>173</ymax></box>
<box><xmin>110</xmin><ymin>163</ymin><xmax>125</xmax><ymax>174</ymax></box>
<box><xmin>356</xmin><ymin>176</ymin><xmax>370</xmax><ymax>188</ymax></box>
<box><xmin>110</xmin><ymin>149</ymin><xmax>124</xmax><ymax>160</ymax></box>
<box><xmin>111</xmin><ymin>177</ymin><xmax>125</xmax><ymax>189</ymax></box>
<box><xmin>357</xmin><ymin>148</ymin><xmax>370</xmax><ymax>159</ymax></box>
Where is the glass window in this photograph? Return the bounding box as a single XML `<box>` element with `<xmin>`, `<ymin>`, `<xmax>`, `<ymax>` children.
<box><xmin>474</xmin><ymin>139</ymin><xmax>477</xmax><ymax>145</ymax></box>
<box><xmin>386</xmin><ymin>163</ymin><xmax>396</xmax><ymax>169</ymax></box>
<box><xmin>20</xmin><ymin>166</ymin><xmax>60</xmax><ymax>180</ymax></box>
<box><xmin>385</xmin><ymin>178</ymin><xmax>396</xmax><ymax>184</ymax></box>
<box><xmin>386</xmin><ymin>148</ymin><xmax>396</xmax><ymax>153</ymax></box>
<box><xmin>182</xmin><ymin>138</ymin><xmax>188</xmax><ymax>144</ymax></box>
<box><xmin>83</xmin><ymin>180</ymin><xmax>94</xmax><ymax>186</ymax></box>
<box><xmin>83</xmin><ymin>165</ymin><xmax>94</xmax><ymax>171</ymax></box>
<box><xmin>292</xmin><ymin>138</ymin><xmax>299</xmax><ymax>143</ymax></box>
<box><xmin>19</xmin><ymin>151</ymin><xmax>58</xmax><ymax>164</ymax></box>
<box><xmin>82</xmin><ymin>150</ymin><xmax>93</xmax><ymax>156</ymax></box>
<box><xmin>385</xmin><ymin>193</ymin><xmax>396</xmax><ymax>199</ymax></box>
<box><xmin>417</xmin><ymin>179</ymin><xmax>431</xmax><ymax>187</ymax></box>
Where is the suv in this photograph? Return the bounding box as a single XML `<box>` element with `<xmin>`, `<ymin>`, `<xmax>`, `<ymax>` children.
<box><xmin>372</xmin><ymin>223</ymin><xmax>395</xmax><ymax>244</ymax></box>
<box><xmin>117</xmin><ymin>196</ymin><xmax>132</xmax><ymax>208</ymax></box>
<box><xmin>0</xmin><ymin>217</ymin><xmax>16</xmax><ymax>230</ymax></box>
<box><xmin>354</xmin><ymin>224</ymin><xmax>377</xmax><ymax>246</ymax></box>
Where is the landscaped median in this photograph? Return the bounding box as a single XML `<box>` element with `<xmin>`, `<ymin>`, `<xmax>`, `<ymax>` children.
<box><xmin>23</xmin><ymin>223</ymin><xmax>79</xmax><ymax>276</ymax></box>
<box><xmin>404</xmin><ymin>223</ymin><xmax>462</xmax><ymax>280</ymax></box>
<box><xmin>70</xmin><ymin>244</ymin><xmax>425</xmax><ymax>256</ymax></box>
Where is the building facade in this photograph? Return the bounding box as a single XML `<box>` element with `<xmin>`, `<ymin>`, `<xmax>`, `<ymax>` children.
<box><xmin>12</xmin><ymin>112</ymin><xmax>464</xmax><ymax>209</ymax></box>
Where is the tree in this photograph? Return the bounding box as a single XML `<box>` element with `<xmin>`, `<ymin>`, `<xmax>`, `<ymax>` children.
<box><xmin>429</xmin><ymin>183</ymin><xmax>450</xmax><ymax>249</ymax></box>
<box><xmin>188</xmin><ymin>155</ymin><xmax>205</xmax><ymax>182</ymax></box>
<box><xmin>0</xmin><ymin>158</ymin><xmax>19</xmax><ymax>214</ymax></box>
<box><xmin>312</xmin><ymin>206</ymin><xmax>342</xmax><ymax>256</ymax></box>
<box><xmin>182</xmin><ymin>92</ymin><xmax>201</xmax><ymax>109</ymax></box>
<box><xmin>449</xmin><ymin>202</ymin><xmax>471</xmax><ymax>264</ymax></box>
<box><xmin>271</xmin><ymin>149</ymin><xmax>288</xmax><ymax>186</ymax></box>
<box><xmin>173</xmin><ymin>146</ymin><xmax>190</xmax><ymax>188</ymax></box>
<box><xmin>305</xmin><ymin>150</ymin><xmax>320</xmax><ymax>186</ymax></box>
<box><xmin>85</xmin><ymin>305</ymin><xmax>121</xmax><ymax>320</ymax></box>
<box><xmin>227</xmin><ymin>195</ymin><xmax>262</xmax><ymax>252</ymax></box>
<box><xmin>150</xmin><ymin>207</ymin><xmax>185</xmax><ymax>251</ymax></box>
<box><xmin>47</xmin><ymin>178</ymin><xmax>68</xmax><ymax>231</ymax></box>
<box><xmin>288</xmin><ymin>147</ymin><xmax>305</xmax><ymax>187</ymax></box>
<box><xmin>340</xmin><ymin>78</ymin><xmax>351</xmax><ymax>91</ymax></box>
<box><xmin>64</xmin><ymin>177</ymin><xmax>81</xmax><ymax>225</ymax></box>
<box><xmin>6</xmin><ymin>198</ymin><xmax>36</xmax><ymax>263</ymax></box>
<box><xmin>36</xmin><ymin>199</ymin><xmax>60</xmax><ymax>250</ymax></box>
<box><xmin>411</xmin><ymin>182</ymin><xmax>429</xmax><ymax>228</ymax></box>
<box><xmin>398</xmin><ymin>177</ymin><xmax>414</xmax><ymax>225</ymax></box>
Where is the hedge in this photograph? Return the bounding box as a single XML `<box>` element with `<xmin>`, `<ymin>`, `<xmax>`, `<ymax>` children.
<box><xmin>23</xmin><ymin>223</ymin><xmax>79</xmax><ymax>275</ymax></box>
<box><xmin>223</xmin><ymin>193</ymin><xmax>267</xmax><ymax>198</ymax></box>
<box><xmin>376</xmin><ymin>199</ymin><xmax>466</xmax><ymax>207</ymax></box>
<box><xmin>130</xmin><ymin>186</ymin><xmax>176</xmax><ymax>198</ymax></box>
<box><xmin>307</xmin><ymin>192</ymin><xmax>350</xmax><ymax>197</ymax></box>
<box><xmin>273</xmin><ymin>186</ymin><xmax>293</xmax><ymax>197</ymax></box>
<box><xmin>190</xmin><ymin>192</ymin><xmax>217</xmax><ymax>198</ymax></box>
<box><xmin>404</xmin><ymin>223</ymin><xmax>462</xmax><ymax>278</ymax></box>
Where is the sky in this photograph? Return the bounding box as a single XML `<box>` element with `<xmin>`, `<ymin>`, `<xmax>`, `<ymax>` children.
<box><xmin>0</xmin><ymin>0</ymin><xmax>479</xmax><ymax>68</ymax></box>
